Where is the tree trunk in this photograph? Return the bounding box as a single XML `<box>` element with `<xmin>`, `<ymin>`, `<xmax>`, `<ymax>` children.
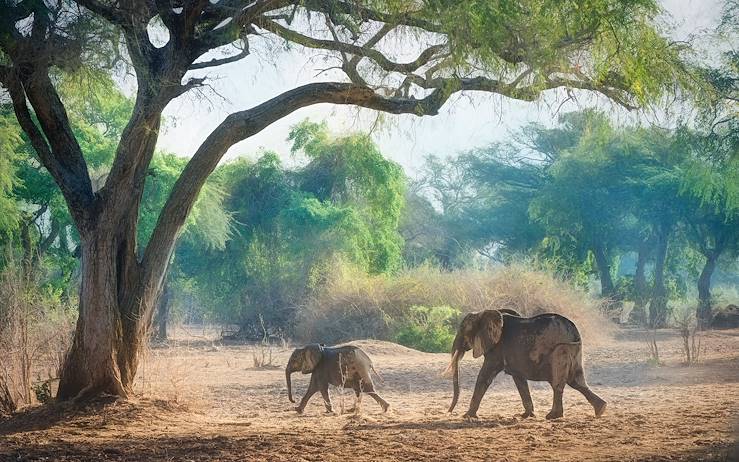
<box><xmin>155</xmin><ymin>282</ymin><xmax>171</xmax><ymax>341</ymax></box>
<box><xmin>628</xmin><ymin>242</ymin><xmax>650</xmax><ymax>325</ymax></box>
<box><xmin>697</xmin><ymin>253</ymin><xmax>718</xmax><ymax>328</ymax></box>
<box><xmin>57</xmin><ymin>229</ymin><xmax>131</xmax><ymax>400</ymax></box>
<box><xmin>648</xmin><ymin>228</ymin><xmax>670</xmax><ymax>328</ymax></box>
<box><xmin>592</xmin><ymin>241</ymin><xmax>615</xmax><ymax>299</ymax></box>
<box><xmin>56</xmin><ymin>205</ymin><xmax>167</xmax><ymax>400</ymax></box>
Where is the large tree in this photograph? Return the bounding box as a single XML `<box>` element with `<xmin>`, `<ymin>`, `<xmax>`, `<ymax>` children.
<box><xmin>0</xmin><ymin>0</ymin><xmax>692</xmax><ymax>400</ymax></box>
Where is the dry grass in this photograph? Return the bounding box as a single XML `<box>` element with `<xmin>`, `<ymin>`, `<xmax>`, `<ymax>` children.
<box><xmin>135</xmin><ymin>326</ymin><xmax>220</xmax><ymax>404</ymax></box>
<box><xmin>297</xmin><ymin>263</ymin><xmax>610</xmax><ymax>345</ymax></box>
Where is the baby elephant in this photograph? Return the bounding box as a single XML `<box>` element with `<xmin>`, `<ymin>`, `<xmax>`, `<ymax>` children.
<box><xmin>285</xmin><ymin>344</ymin><xmax>389</xmax><ymax>414</ymax></box>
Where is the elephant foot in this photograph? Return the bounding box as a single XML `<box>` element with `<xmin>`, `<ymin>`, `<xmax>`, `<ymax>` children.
<box><xmin>545</xmin><ymin>410</ymin><xmax>563</xmax><ymax>420</ymax></box>
<box><xmin>593</xmin><ymin>400</ymin><xmax>607</xmax><ymax>418</ymax></box>
<box><xmin>520</xmin><ymin>410</ymin><xmax>535</xmax><ymax>419</ymax></box>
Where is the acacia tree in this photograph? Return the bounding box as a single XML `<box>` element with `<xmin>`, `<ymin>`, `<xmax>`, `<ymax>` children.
<box><xmin>0</xmin><ymin>0</ymin><xmax>692</xmax><ymax>400</ymax></box>
<box><xmin>680</xmin><ymin>155</ymin><xmax>739</xmax><ymax>325</ymax></box>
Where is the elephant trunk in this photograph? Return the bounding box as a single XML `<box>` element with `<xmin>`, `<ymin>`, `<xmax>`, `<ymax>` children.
<box><xmin>286</xmin><ymin>368</ymin><xmax>295</xmax><ymax>403</ymax></box>
<box><xmin>447</xmin><ymin>332</ymin><xmax>466</xmax><ymax>413</ymax></box>
<box><xmin>286</xmin><ymin>354</ymin><xmax>297</xmax><ymax>403</ymax></box>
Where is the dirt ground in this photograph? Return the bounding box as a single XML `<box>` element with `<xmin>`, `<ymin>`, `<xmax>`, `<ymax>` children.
<box><xmin>1</xmin><ymin>326</ymin><xmax>738</xmax><ymax>461</ymax></box>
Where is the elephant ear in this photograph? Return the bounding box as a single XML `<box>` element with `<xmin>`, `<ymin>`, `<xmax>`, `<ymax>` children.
<box><xmin>301</xmin><ymin>344</ymin><xmax>324</xmax><ymax>374</ymax></box>
<box><xmin>472</xmin><ymin>310</ymin><xmax>504</xmax><ymax>358</ymax></box>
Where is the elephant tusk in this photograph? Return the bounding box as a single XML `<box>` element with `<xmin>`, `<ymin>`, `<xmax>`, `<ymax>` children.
<box><xmin>440</xmin><ymin>351</ymin><xmax>459</xmax><ymax>378</ymax></box>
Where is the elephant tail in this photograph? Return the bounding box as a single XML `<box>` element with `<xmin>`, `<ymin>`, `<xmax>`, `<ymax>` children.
<box><xmin>370</xmin><ymin>364</ymin><xmax>385</xmax><ymax>383</ymax></box>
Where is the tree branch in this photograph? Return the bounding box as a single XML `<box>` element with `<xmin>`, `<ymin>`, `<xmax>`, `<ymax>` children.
<box><xmin>37</xmin><ymin>217</ymin><xmax>62</xmax><ymax>258</ymax></box>
<box><xmin>303</xmin><ymin>0</ymin><xmax>441</xmax><ymax>33</ymax></box>
<box><xmin>256</xmin><ymin>17</ymin><xmax>446</xmax><ymax>74</ymax></box>
<box><xmin>140</xmin><ymin>80</ymin><xmax>453</xmax><ymax>293</ymax></box>
<box><xmin>189</xmin><ymin>46</ymin><xmax>250</xmax><ymax>70</ymax></box>
<box><xmin>142</xmin><ymin>61</ymin><xmax>639</xmax><ymax>281</ymax></box>
<box><xmin>193</xmin><ymin>0</ymin><xmax>291</xmax><ymax>55</ymax></box>
<box><xmin>1</xmin><ymin>69</ymin><xmax>96</xmax><ymax>228</ymax></box>
<box><xmin>73</xmin><ymin>0</ymin><xmax>128</xmax><ymax>26</ymax></box>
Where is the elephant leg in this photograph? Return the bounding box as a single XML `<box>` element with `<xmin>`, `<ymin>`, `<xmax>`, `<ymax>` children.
<box><xmin>346</xmin><ymin>384</ymin><xmax>362</xmax><ymax>414</ymax></box>
<box><xmin>366</xmin><ymin>392</ymin><xmax>389</xmax><ymax>412</ymax></box>
<box><xmin>546</xmin><ymin>381</ymin><xmax>565</xmax><ymax>420</ymax></box>
<box><xmin>512</xmin><ymin>375</ymin><xmax>534</xmax><ymax>418</ymax></box>
<box><xmin>356</xmin><ymin>375</ymin><xmax>387</xmax><ymax>412</ymax></box>
<box><xmin>296</xmin><ymin>381</ymin><xmax>318</xmax><ymax>414</ymax></box>
<box><xmin>320</xmin><ymin>387</ymin><xmax>334</xmax><ymax>413</ymax></box>
<box><xmin>546</xmin><ymin>344</ymin><xmax>572</xmax><ymax>420</ymax></box>
<box><xmin>352</xmin><ymin>385</ymin><xmax>363</xmax><ymax>413</ymax></box>
<box><xmin>464</xmin><ymin>355</ymin><xmax>502</xmax><ymax>419</ymax></box>
<box><xmin>568</xmin><ymin>370</ymin><xmax>607</xmax><ymax>417</ymax></box>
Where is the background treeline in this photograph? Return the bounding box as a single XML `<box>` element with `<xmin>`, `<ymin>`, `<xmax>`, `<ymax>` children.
<box><xmin>0</xmin><ymin>78</ymin><xmax>737</xmax><ymax>361</ymax></box>
<box><xmin>404</xmin><ymin>110</ymin><xmax>738</xmax><ymax>328</ymax></box>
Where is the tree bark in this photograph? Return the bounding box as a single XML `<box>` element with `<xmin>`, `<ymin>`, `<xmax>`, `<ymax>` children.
<box><xmin>697</xmin><ymin>253</ymin><xmax>718</xmax><ymax>327</ymax></box>
<box><xmin>155</xmin><ymin>282</ymin><xmax>171</xmax><ymax>341</ymax></box>
<box><xmin>57</xmin><ymin>222</ymin><xmax>133</xmax><ymax>400</ymax></box>
<box><xmin>55</xmin><ymin>100</ymin><xmax>168</xmax><ymax>398</ymax></box>
<box><xmin>628</xmin><ymin>241</ymin><xmax>650</xmax><ymax>325</ymax></box>
<box><xmin>648</xmin><ymin>227</ymin><xmax>670</xmax><ymax>328</ymax></box>
<box><xmin>56</xmin><ymin>203</ymin><xmax>171</xmax><ymax>400</ymax></box>
<box><xmin>592</xmin><ymin>241</ymin><xmax>615</xmax><ymax>299</ymax></box>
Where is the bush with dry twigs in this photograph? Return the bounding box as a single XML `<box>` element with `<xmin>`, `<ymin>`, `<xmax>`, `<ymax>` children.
<box><xmin>643</xmin><ymin>328</ymin><xmax>662</xmax><ymax>366</ymax></box>
<box><xmin>0</xmin><ymin>261</ymin><xmax>75</xmax><ymax>414</ymax></box>
<box><xmin>295</xmin><ymin>263</ymin><xmax>610</xmax><ymax>346</ymax></box>
<box><xmin>673</xmin><ymin>303</ymin><xmax>703</xmax><ymax>365</ymax></box>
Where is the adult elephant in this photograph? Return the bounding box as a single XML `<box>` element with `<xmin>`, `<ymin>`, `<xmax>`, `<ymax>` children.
<box><xmin>445</xmin><ymin>309</ymin><xmax>606</xmax><ymax>420</ymax></box>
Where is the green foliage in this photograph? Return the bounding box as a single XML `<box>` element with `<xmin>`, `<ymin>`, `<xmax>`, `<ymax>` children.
<box><xmin>393</xmin><ymin>305</ymin><xmax>460</xmax><ymax>353</ymax></box>
<box><xmin>0</xmin><ymin>114</ymin><xmax>21</xmax><ymax>236</ymax></box>
<box><xmin>292</xmin><ymin>120</ymin><xmax>405</xmax><ymax>273</ymax></box>
<box><xmin>139</xmin><ymin>153</ymin><xmax>232</xmax><ymax>251</ymax></box>
<box><xmin>678</xmin><ymin>156</ymin><xmax>739</xmax><ymax>215</ymax></box>
<box><xmin>534</xmin><ymin>237</ymin><xmax>594</xmax><ymax>290</ymax></box>
<box><xmin>400</xmin><ymin>154</ymin><xmax>486</xmax><ymax>269</ymax></box>
<box><xmin>419</xmin><ymin>0</ymin><xmax>693</xmax><ymax>105</ymax></box>
<box><xmin>176</xmin><ymin>124</ymin><xmax>406</xmax><ymax>332</ymax></box>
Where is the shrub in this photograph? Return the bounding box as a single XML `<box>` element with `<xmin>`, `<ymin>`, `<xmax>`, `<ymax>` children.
<box><xmin>393</xmin><ymin>306</ymin><xmax>460</xmax><ymax>353</ymax></box>
<box><xmin>0</xmin><ymin>261</ymin><xmax>75</xmax><ymax>413</ymax></box>
<box><xmin>672</xmin><ymin>303</ymin><xmax>702</xmax><ymax>365</ymax></box>
<box><xmin>294</xmin><ymin>262</ymin><xmax>610</xmax><ymax>346</ymax></box>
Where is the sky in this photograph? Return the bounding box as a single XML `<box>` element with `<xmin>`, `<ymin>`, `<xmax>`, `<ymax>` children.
<box><xmin>154</xmin><ymin>0</ymin><xmax>726</xmax><ymax>177</ymax></box>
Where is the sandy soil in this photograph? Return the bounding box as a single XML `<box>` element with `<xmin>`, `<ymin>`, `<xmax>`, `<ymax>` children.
<box><xmin>1</xmin><ymin>326</ymin><xmax>738</xmax><ymax>461</ymax></box>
